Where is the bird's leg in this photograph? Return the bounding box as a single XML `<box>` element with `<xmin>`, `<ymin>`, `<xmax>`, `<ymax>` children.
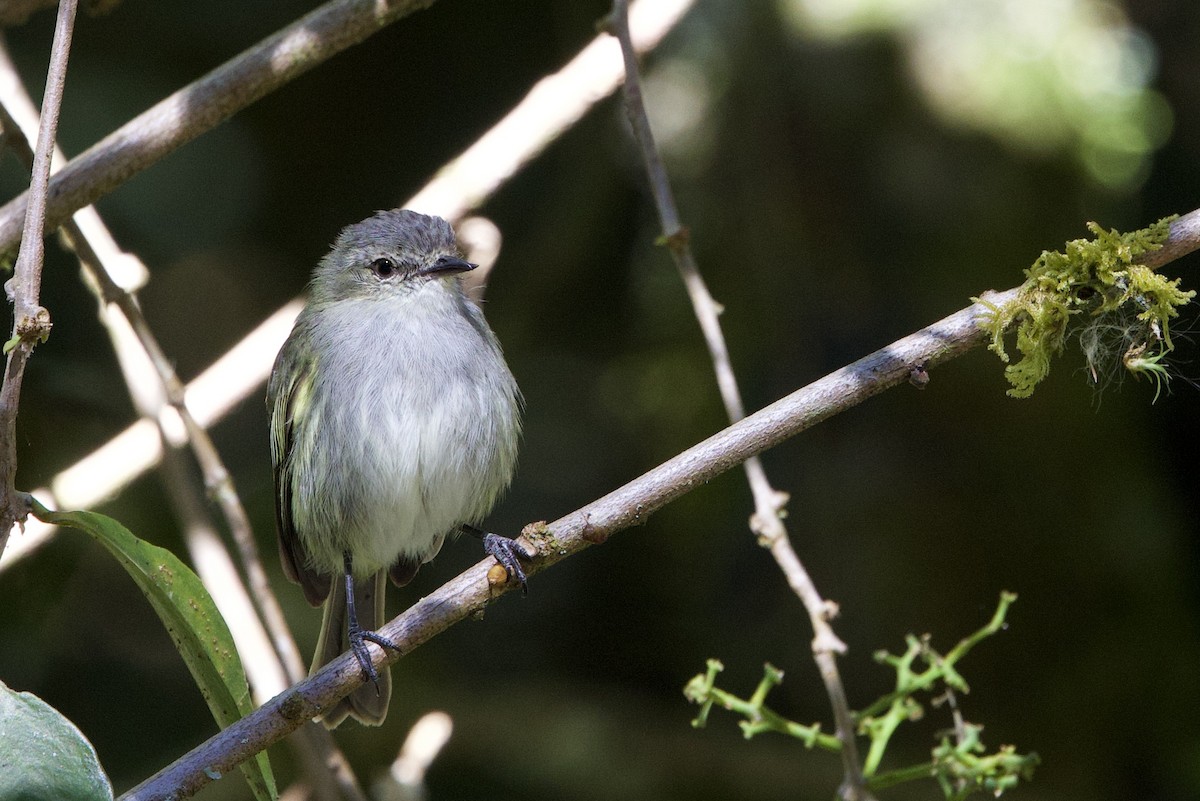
<box><xmin>461</xmin><ymin>525</ymin><xmax>535</xmax><ymax>594</ymax></box>
<box><xmin>342</xmin><ymin>550</ymin><xmax>401</xmax><ymax>691</ymax></box>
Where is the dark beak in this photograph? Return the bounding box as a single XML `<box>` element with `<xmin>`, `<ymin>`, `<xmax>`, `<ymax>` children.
<box><xmin>420</xmin><ymin>255</ymin><xmax>477</xmax><ymax>277</ymax></box>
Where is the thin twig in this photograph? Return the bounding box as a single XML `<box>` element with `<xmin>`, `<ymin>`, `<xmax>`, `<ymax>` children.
<box><xmin>608</xmin><ymin>2</ymin><xmax>871</xmax><ymax>797</ymax></box>
<box><xmin>116</xmin><ymin>289</ymin><xmax>1017</xmax><ymax>800</ymax></box>
<box><xmin>0</xmin><ymin>0</ymin><xmax>440</xmax><ymax>253</ymax></box>
<box><xmin>0</xmin><ymin>1</ymin><xmax>77</xmax><ymax>558</ymax></box>
<box><xmin>66</xmin><ymin>185</ymin><xmax>309</xmax><ymax>684</ymax></box>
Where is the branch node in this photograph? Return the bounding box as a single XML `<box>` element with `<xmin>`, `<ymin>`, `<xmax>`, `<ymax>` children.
<box><xmin>580</xmin><ymin>513</ymin><xmax>609</xmax><ymax>544</ymax></box>
<box><xmin>908</xmin><ymin>362</ymin><xmax>930</xmax><ymax>389</ymax></box>
<box><xmin>654</xmin><ymin>224</ymin><xmax>691</xmax><ymax>255</ymax></box>
<box><xmin>820</xmin><ymin>599</ymin><xmax>841</xmax><ymax>623</ymax></box>
<box><xmin>276</xmin><ymin>689</ymin><xmax>316</xmax><ymax>722</ymax></box>
<box><xmin>749</xmin><ymin>489</ymin><xmax>791</xmax><ymax>545</ymax></box>
<box><xmin>812</xmin><ymin>600</ymin><xmax>848</xmax><ymax>655</ymax></box>
<box><xmin>0</xmin><ymin>491</ymin><xmax>32</xmax><ymax>531</ymax></box>
<box><xmin>17</xmin><ymin>305</ymin><xmax>52</xmax><ymax>342</ymax></box>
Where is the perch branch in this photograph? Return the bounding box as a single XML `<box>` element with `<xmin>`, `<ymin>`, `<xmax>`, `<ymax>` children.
<box><xmin>118</xmin><ymin>288</ymin><xmax>1016</xmax><ymax>801</ymax></box>
<box><xmin>112</xmin><ymin>201</ymin><xmax>1200</xmax><ymax>795</ymax></box>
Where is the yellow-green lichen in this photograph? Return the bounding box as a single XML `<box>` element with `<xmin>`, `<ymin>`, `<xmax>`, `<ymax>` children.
<box><xmin>975</xmin><ymin>217</ymin><xmax>1193</xmax><ymax>398</ymax></box>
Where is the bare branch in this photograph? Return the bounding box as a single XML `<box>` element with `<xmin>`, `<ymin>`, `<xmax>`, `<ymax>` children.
<box><xmin>106</xmin><ymin>200</ymin><xmax>1200</xmax><ymax>798</ymax></box>
<box><xmin>608</xmin><ymin>2</ymin><xmax>871</xmax><ymax>796</ymax></box>
<box><xmin>0</xmin><ymin>0</ymin><xmax>77</xmax><ymax>558</ymax></box>
<box><xmin>0</xmin><ymin>0</ymin><xmax>440</xmax><ymax>254</ymax></box>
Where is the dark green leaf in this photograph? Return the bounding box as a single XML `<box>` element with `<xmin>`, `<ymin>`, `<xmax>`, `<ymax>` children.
<box><xmin>0</xmin><ymin>679</ymin><xmax>114</xmax><ymax>801</ymax></box>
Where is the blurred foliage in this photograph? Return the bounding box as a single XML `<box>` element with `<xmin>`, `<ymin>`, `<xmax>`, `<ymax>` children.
<box><xmin>1</xmin><ymin>0</ymin><xmax>1199</xmax><ymax>800</ymax></box>
<box><xmin>781</xmin><ymin>0</ymin><xmax>1173</xmax><ymax>188</ymax></box>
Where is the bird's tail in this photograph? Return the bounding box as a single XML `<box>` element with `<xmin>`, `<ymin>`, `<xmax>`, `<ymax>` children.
<box><xmin>311</xmin><ymin>570</ymin><xmax>391</xmax><ymax>727</ymax></box>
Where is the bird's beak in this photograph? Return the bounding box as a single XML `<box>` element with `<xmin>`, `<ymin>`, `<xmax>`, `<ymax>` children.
<box><xmin>420</xmin><ymin>255</ymin><xmax>477</xmax><ymax>277</ymax></box>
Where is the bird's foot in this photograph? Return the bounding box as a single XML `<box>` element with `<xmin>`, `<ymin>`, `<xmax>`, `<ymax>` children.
<box><xmin>347</xmin><ymin>622</ymin><xmax>401</xmax><ymax>691</ymax></box>
<box><xmin>481</xmin><ymin>531</ymin><xmax>535</xmax><ymax>594</ymax></box>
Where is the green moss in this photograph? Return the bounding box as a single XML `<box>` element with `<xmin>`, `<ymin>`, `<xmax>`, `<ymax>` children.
<box><xmin>974</xmin><ymin>217</ymin><xmax>1193</xmax><ymax>398</ymax></box>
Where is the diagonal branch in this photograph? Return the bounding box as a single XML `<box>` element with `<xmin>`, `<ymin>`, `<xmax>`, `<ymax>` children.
<box><xmin>118</xmin><ymin>288</ymin><xmax>1015</xmax><ymax>800</ymax></box>
<box><xmin>113</xmin><ymin>203</ymin><xmax>1200</xmax><ymax>796</ymax></box>
<box><xmin>0</xmin><ymin>0</ymin><xmax>439</xmax><ymax>254</ymax></box>
<box><xmin>608</xmin><ymin>2</ymin><xmax>871</xmax><ymax>797</ymax></box>
<box><xmin>0</xmin><ymin>36</ymin><xmax>310</xmax><ymax>695</ymax></box>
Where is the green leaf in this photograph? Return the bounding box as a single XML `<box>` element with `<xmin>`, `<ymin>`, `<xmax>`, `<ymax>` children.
<box><xmin>0</xmin><ymin>679</ymin><xmax>114</xmax><ymax>801</ymax></box>
<box><xmin>29</xmin><ymin>500</ymin><xmax>276</xmax><ymax>801</ymax></box>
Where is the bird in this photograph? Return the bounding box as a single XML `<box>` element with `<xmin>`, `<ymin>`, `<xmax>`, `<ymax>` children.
<box><xmin>267</xmin><ymin>209</ymin><xmax>529</xmax><ymax>727</ymax></box>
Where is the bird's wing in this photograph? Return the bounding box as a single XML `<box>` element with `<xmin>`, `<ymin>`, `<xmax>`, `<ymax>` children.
<box><xmin>268</xmin><ymin>336</ymin><xmax>329</xmax><ymax>606</ymax></box>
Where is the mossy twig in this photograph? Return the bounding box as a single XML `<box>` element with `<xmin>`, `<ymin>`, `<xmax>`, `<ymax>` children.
<box><xmin>975</xmin><ymin>218</ymin><xmax>1193</xmax><ymax>398</ymax></box>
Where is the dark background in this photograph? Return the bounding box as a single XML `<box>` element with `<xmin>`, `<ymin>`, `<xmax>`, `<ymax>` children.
<box><xmin>2</xmin><ymin>1</ymin><xmax>1199</xmax><ymax>799</ymax></box>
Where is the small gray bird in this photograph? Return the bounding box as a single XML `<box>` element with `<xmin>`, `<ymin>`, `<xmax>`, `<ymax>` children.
<box><xmin>267</xmin><ymin>209</ymin><xmax>529</xmax><ymax>727</ymax></box>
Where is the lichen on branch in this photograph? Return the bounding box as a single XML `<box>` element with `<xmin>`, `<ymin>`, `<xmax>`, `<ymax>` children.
<box><xmin>975</xmin><ymin>217</ymin><xmax>1194</xmax><ymax>398</ymax></box>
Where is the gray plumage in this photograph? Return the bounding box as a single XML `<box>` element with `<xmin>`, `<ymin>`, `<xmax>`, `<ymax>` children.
<box><xmin>268</xmin><ymin>209</ymin><xmax>521</xmax><ymax>727</ymax></box>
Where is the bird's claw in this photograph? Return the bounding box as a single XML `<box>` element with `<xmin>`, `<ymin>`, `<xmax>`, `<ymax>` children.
<box><xmin>347</xmin><ymin>625</ymin><xmax>401</xmax><ymax>691</ymax></box>
<box><xmin>483</xmin><ymin>533</ymin><xmax>534</xmax><ymax>594</ymax></box>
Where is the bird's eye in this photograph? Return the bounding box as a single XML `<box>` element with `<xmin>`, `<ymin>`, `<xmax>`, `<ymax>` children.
<box><xmin>370</xmin><ymin>258</ymin><xmax>396</xmax><ymax>278</ymax></box>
